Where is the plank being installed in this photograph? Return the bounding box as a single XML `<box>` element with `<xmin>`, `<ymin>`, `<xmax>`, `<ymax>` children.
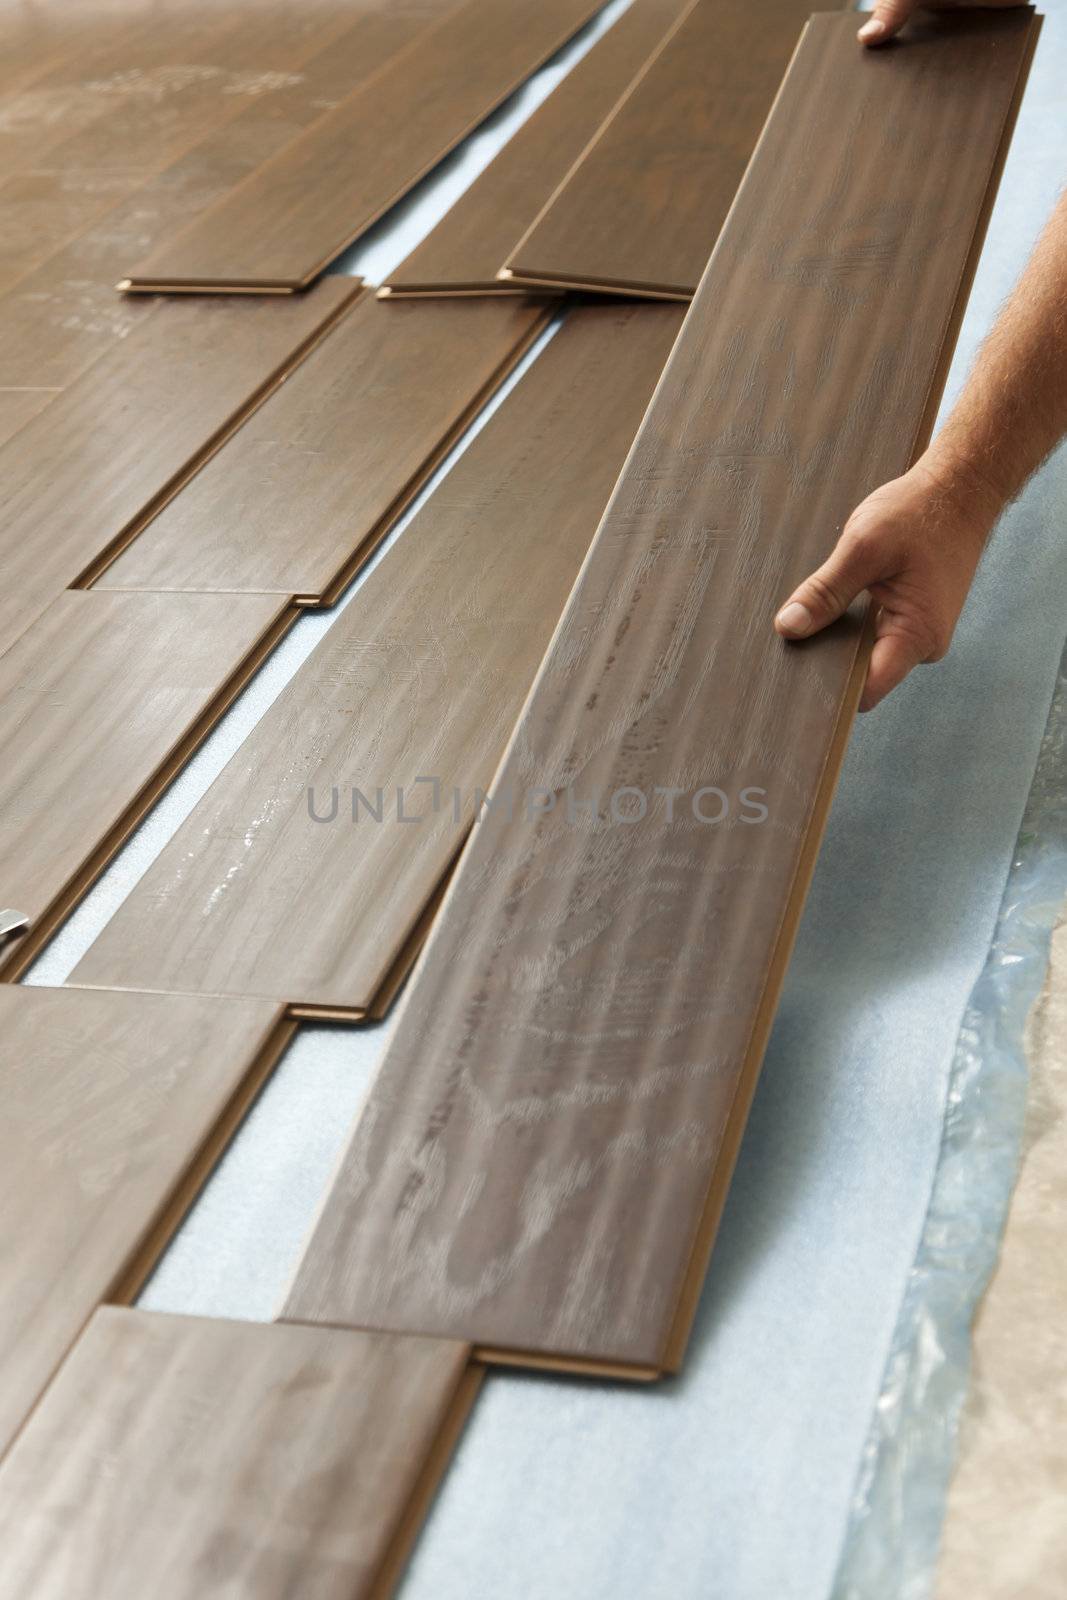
<box><xmin>120</xmin><ymin>0</ymin><xmax>606</xmax><ymax>292</ymax></box>
<box><xmin>501</xmin><ymin>0</ymin><xmax>815</xmax><ymax>300</ymax></box>
<box><xmin>0</xmin><ymin>987</ymin><xmax>290</xmax><ymax>1460</ymax></box>
<box><xmin>0</xmin><ymin>276</ymin><xmax>359</xmax><ymax>661</ymax></box>
<box><xmin>75</xmin><ymin>304</ymin><xmax>685</xmax><ymax>1017</ymax></box>
<box><xmin>94</xmin><ymin>295</ymin><xmax>551</xmax><ymax>601</ymax></box>
<box><xmin>0</xmin><ymin>1308</ymin><xmax>478</xmax><ymax>1599</ymax></box>
<box><xmin>0</xmin><ymin>590</ymin><xmax>291</xmax><ymax>982</ymax></box>
<box><xmin>278</xmin><ymin>9</ymin><xmax>1041</xmax><ymax>1379</ymax></box>
<box><xmin>381</xmin><ymin>0</ymin><xmax>692</xmax><ymax>297</ymax></box>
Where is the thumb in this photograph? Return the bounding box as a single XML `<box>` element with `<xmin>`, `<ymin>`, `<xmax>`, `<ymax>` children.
<box><xmin>775</xmin><ymin>530</ymin><xmax>889</xmax><ymax>639</ymax></box>
<box><xmin>857</xmin><ymin>0</ymin><xmax>917</xmax><ymax>45</ymax></box>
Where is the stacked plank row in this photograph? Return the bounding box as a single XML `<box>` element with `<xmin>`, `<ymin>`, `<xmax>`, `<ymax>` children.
<box><xmin>0</xmin><ymin>1</ymin><xmax>1040</xmax><ymax>1595</ymax></box>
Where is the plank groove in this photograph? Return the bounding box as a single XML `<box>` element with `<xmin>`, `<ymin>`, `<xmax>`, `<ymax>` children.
<box><xmin>278</xmin><ymin>9</ymin><xmax>1040</xmax><ymax>1376</ymax></box>
<box><xmin>122</xmin><ymin>0</ymin><xmax>607</xmax><ymax>292</ymax></box>
<box><xmin>0</xmin><ymin>590</ymin><xmax>291</xmax><ymax>980</ymax></box>
<box><xmin>94</xmin><ymin>295</ymin><xmax>551</xmax><ymax>600</ymax></box>
<box><xmin>0</xmin><ymin>276</ymin><xmax>360</xmax><ymax>660</ymax></box>
<box><xmin>75</xmin><ymin>304</ymin><xmax>685</xmax><ymax>1012</ymax></box>
<box><xmin>381</xmin><ymin>0</ymin><xmax>692</xmax><ymax>297</ymax></box>
<box><xmin>503</xmin><ymin>0</ymin><xmax>815</xmax><ymax>299</ymax></box>
<box><xmin>0</xmin><ymin>988</ymin><xmax>288</xmax><ymax>1460</ymax></box>
<box><xmin>0</xmin><ymin>1307</ymin><xmax>478</xmax><ymax>1598</ymax></box>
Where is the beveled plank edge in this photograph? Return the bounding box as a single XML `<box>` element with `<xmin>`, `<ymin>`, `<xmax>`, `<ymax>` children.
<box><xmin>497</xmin><ymin>265</ymin><xmax>693</xmax><ymax>300</ymax></box>
<box><xmin>378</xmin><ymin>283</ymin><xmax>548</xmax><ymax>299</ymax></box>
<box><xmin>304</xmin><ymin>300</ymin><xmax>556</xmax><ymax>608</ymax></box>
<box><xmin>0</xmin><ymin>1006</ymin><xmax>296</xmax><ymax>1468</ymax></box>
<box><xmin>121</xmin><ymin>3</ymin><xmax>608</xmax><ymax>296</ymax></box>
<box><xmin>364</xmin><ymin>1359</ymin><xmax>485</xmax><ymax>1600</ymax></box>
<box><xmin>74</xmin><ymin>280</ymin><xmax>366</xmax><ymax>591</ymax></box>
<box><xmin>0</xmin><ymin>601</ymin><xmax>300</xmax><ymax>983</ymax></box>
<box><xmin>118</xmin><ymin>279</ymin><xmax>300</xmax><ymax>295</ymax></box>
<box><xmin>659</xmin><ymin>8</ymin><xmax>1044</xmax><ymax>1376</ymax></box>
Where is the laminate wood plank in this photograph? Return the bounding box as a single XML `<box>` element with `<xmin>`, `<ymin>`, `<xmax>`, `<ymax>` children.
<box><xmin>0</xmin><ymin>590</ymin><xmax>290</xmax><ymax>979</ymax></box>
<box><xmin>0</xmin><ymin>2</ymin><xmax>462</xmax><ymax>297</ymax></box>
<box><xmin>502</xmin><ymin>0</ymin><xmax>815</xmax><ymax>299</ymax></box>
<box><xmin>95</xmin><ymin>295</ymin><xmax>550</xmax><ymax>600</ymax></box>
<box><xmin>0</xmin><ymin>3</ymin><xmax>368</xmax><ymax>295</ymax></box>
<box><xmin>122</xmin><ymin>0</ymin><xmax>608</xmax><ymax>292</ymax></box>
<box><xmin>279</xmin><ymin>9</ymin><xmax>1040</xmax><ymax>1377</ymax></box>
<box><xmin>0</xmin><ymin>1308</ymin><xmax>478</xmax><ymax>1599</ymax></box>
<box><xmin>0</xmin><ymin>4</ymin><xmax>457</xmax><ymax>424</ymax></box>
<box><xmin>0</xmin><ymin>988</ymin><xmax>288</xmax><ymax>1459</ymax></box>
<box><xmin>0</xmin><ymin>276</ymin><xmax>360</xmax><ymax>661</ymax></box>
<box><xmin>75</xmin><ymin>304</ymin><xmax>683</xmax><ymax>1014</ymax></box>
<box><xmin>381</xmin><ymin>0</ymin><xmax>692</xmax><ymax>297</ymax></box>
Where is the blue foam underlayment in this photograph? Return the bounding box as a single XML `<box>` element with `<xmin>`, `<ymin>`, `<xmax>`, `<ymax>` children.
<box><xmin>29</xmin><ymin>1</ymin><xmax>1064</xmax><ymax>1593</ymax></box>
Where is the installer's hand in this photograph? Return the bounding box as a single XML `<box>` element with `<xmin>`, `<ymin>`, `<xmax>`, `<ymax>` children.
<box><xmin>773</xmin><ymin>457</ymin><xmax>1002</xmax><ymax>711</ymax></box>
<box><xmin>857</xmin><ymin>0</ymin><xmax>1028</xmax><ymax>48</ymax></box>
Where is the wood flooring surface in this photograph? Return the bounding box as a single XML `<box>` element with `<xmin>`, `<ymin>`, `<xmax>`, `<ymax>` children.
<box><xmin>0</xmin><ymin>1307</ymin><xmax>477</xmax><ymax>1599</ymax></box>
<box><xmin>278</xmin><ymin>9</ymin><xmax>1039</xmax><ymax>1375</ymax></box>
<box><xmin>0</xmin><ymin>276</ymin><xmax>359</xmax><ymax>660</ymax></box>
<box><xmin>0</xmin><ymin>1</ymin><xmax>437</xmax><ymax>296</ymax></box>
<box><xmin>0</xmin><ymin>590</ymin><xmax>289</xmax><ymax>971</ymax></box>
<box><xmin>503</xmin><ymin>0</ymin><xmax>816</xmax><ymax>298</ymax></box>
<box><xmin>124</xmin><ymin>0</ymin><xmax>607</xmax><ymax>291</ymax></box>
<box><xmin>0</xmin><ymin>987</ymin><xmax>285</xmax><ymax>1461</ymax></box>
<box><xmin>382</xmin><ymin>0</ymin><xmax>693</xmax><ymax>296</ymax></box>
<box><xmin>75</xmin><ymin>304</ymin><xmax>685</xmax><ymax>1014</ymax></box>
<box><xmin>0</xmin><ymin>5</ymin><xmax>456</xmax><ymax>443</ymax></box>
<box><xmin>96</xmin><ymin>294</ymin><xmax>550</xmax><ymax>599</ymax></box>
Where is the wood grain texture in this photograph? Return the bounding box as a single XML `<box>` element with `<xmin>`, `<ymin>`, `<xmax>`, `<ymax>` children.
<box><xmin>0</xmin><ymin>4</ymin><xmax>455</xmax><ymax>436</ymax></box>
<box><xmin>0</xmin><ymin>276</ymin><xmax>359</xmax><ymax>660</ymax></box>
<box><xmin>503</xmin><ymin>0</ymin><xmax>814</xmax><ymax>299</ymax></box>
<box><xmin>123</xmin><ymin>0</ymin><xmax>606</xmax><ymax>292</ymax></box>
<box><xmin>381</xmin><ymin>0</ymin><xmax>692</xmax><ymax>296</ymax></box>
<box><xmin>280</xmin><ymin>9</ymin><xmax>1039</xmax><ymax>1376</ymax></box>
<box><xmin>0</xmin><ymin>590</ymin><xmax>289</xmax><ymax>974</ymax></box>
<box><xmin>76</xmin><ymin>304</ymin><xmax>684</xmax><ymax>1014</ymax></box>
<box><xmin>95</xmin><ymin>295</ymin><xmax>550</xmax><ymax>600</ymax></box>
<box><xmin>0</xmin><ymin>2</ymin><xmax>408</xmax><ymax>295</ymax></box>
<box><xmin>0</xmin><ymin>988</ymin><xmax>287</xmax><ymax>1460</ymax></box>
<box><xmin>0</xmin><ymin>1309</ymin><xmax>477</xmax><ymax>1600</ymax></box>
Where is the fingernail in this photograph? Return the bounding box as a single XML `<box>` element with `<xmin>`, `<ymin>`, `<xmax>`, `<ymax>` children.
<box><xmin>857</xmin><ymin>18</ymin><xmax>886</xmax><ymax>41</ymax></box>
<box><xmin>776</xmin><ymin>601</ymin><xmax>813</xmax><ymax>636</ymax></box>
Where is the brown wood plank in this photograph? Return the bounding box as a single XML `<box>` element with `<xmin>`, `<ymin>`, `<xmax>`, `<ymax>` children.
<box><xmin>0</xmin><ymin>988</ymin><xmax>289</xmax><ymax>1460</ymax></box>
<box><xmin>0</xmin><ymin>590</ymin><xmax>291</xmax><ymax>980</ymax></box>
<box><xmin>381</xmin><ymin>0</ymin><xmax>692</xmax><ymax>297</ymax></box>
<box><xmin>0</xmin><ymin>276</ymin><xmax>360</xmax><ymax>661</ymax></box>
<box><xmin>94</xmin><ymin>295</ymin><xmax>551</xmax><ymax>600</ymax></box>
<box><xmin>74</xmin><ymin>304</ymin><xmax>684</xmax><ymax>1013</ymax></box>
<box><xmin>0</xmin><ymin>4</ymin><xmax>455</xmax><ymax>436</ymax></box>
<box><xmin>502</xmin><ymin>0</ymin><xmax>815</xmax><ymax>299</ymax></box>
<box><xmin>0</xmin><ymin>1308</ymin><xmax>478</xmax><ymax>1598</ymax></box>
<box><xmin>122</xmin><ymin>0</ymin><xmax>608</xmax><ymax>292</ymax></box>
<box><xmin>278</xmin><ymin>8</ymin><xmax>1040</xmax><ymax>1377</ymax></box>
<box><xmin>0</xmin><ymin>3</ymin><xmax>374</xmax><ymax>295</ymax></box>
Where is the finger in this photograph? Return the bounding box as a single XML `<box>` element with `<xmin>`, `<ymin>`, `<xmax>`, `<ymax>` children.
<box><xmin>857</xmin><ymin>0</ymin><xmax>917</xmax><ymax>46</ymax></box>
<box><xmin>775</xmin><ymin>532</ymin><xmax>891</xmax><ymax>640</ymax></box>
<box><xmin>859</xmin><ymin>631</ymin><xmax>923</xmax><ymax>711</ymax></box>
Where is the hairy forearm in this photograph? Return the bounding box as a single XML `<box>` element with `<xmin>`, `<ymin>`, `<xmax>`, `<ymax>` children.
<box><xmin>924</xmin><ymin>188</ymin><xmax>1067</xmax><ymax>515</ymax></box>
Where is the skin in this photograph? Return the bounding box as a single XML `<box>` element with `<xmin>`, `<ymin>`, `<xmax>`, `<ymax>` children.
<box><xmin>775</xmin><ymin>0</ymin><xmax>1067</xmax><ymax>710</ymax></box>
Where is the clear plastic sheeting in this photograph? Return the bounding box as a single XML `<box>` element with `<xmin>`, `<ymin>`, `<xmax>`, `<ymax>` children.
<box><xmin>833</xmin><ymin>637</ymin><xmax>1067</xmax><ymax>1600</ymax></box>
